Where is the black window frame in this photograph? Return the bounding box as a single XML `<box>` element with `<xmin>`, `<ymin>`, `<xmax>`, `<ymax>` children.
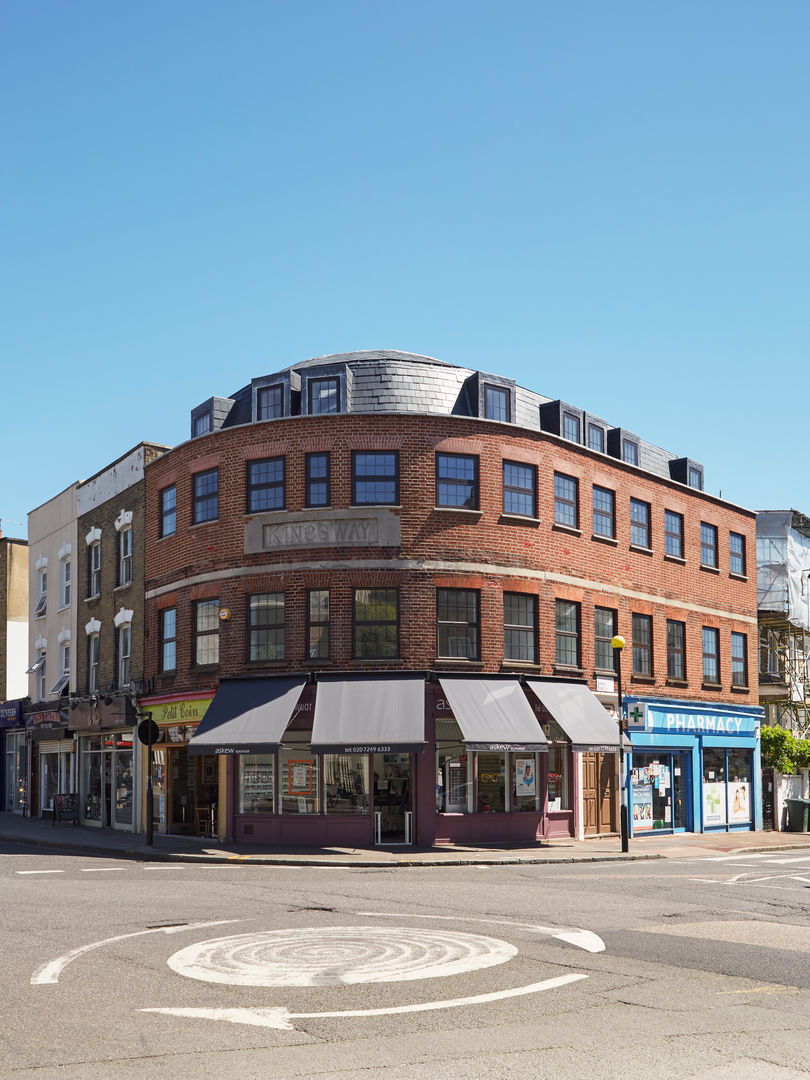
<box><xmin>592</xmin><ymin>485</ymin><xmax>615</xmax><ymax>538</ymax></box>
<box><xmin>553</xmin><ymin>472</ymin><xmax>579</xmax><ymax>529</ymax></box>
<box><xmin>562</xmin><ymin>411</ymin><xmax>581</xmax><ymax>443</ymax></box>
<box><xmin>731</xmin><ymin>631</ymin><xmax>748</xmax><ymax>686</ymax></box>
<box><xmin>307</xmin><ymin>588</ymin><xmax>330</xmax><ymax>660</ymax></box>
<box><xmin>630</xmin><ymin>498</ymin><xmax>651</xmax><ymax>548</ymax></box>
<box><xmin>702</xmin><ymin>626</ymin><xmax>720</xmax><ymax>683</ymax></box>
<box><xmin>701</xmin><ymin>522</ymin><xmax>719</xmax><ymax>568</ymax></box>
<box><xmin>594</xmin><ymin>606</ymin><xmax>617</xmax><ymax>671</ymax></box>
<box><xmin>555</xmin><ymin>599</ymin><xmax>581</xmax><ymax>668</ymax></box>
<box><xmin>351</xmin><ymin>451</ymin><xmax>399</xmax><ymax>506</ymax></box>
<box><xmin>729</xmin><ymin>532</ymin><xmax>746</xmax><ymax>576</ymax></box>
<box><xmin>194</xmin><ymin>598</ymin><xmax>220</xmax><ymax>667</ymax></box>
<box><xmin>484</xmin><ymin>384</ymin><xmax>510</xmax><ymax>422</ymax></box>
<box><xmin>305</xmin><ymin>452</ymin><xmax>331</xmax><ymax>508</ymax></box>
<box><xmin>503</xmin><ymin>592</ymin><xmax>537</xmax><ymax>663</ymax></box>
<box><xmin>622</xmin><ymin>439</ymin><xmax>639</xmax><ymax>466</ymax></box>
<box><xmin>666</xmin><ymin>619</ymin><xmax>685</xmax><ymax>680</ymax></box>
<box><xmin>247</xmin><ymin>456</ymin><xmax>286</xmax><ymax>514</ymax></box>
<box><xmin>587</xmin><ymin>423</ymin><xmax>605</xmax><ymax>453</ymax></box>
<box><xmin>160</xmin><ymin>485</ymin><xmax>177</xmax><ymax>538</ymax></box>
<box><xmin>436</xmin><ymin>453</ymin><xmax>479</xmax><ymax>510</ymax></box>
<box><xmin>308</xmin><ymin>376</ymin><xmax>340</xmax><ymax>414</ymax></box>
<box><xmin>437</xmin><ymin>588</ymin><xmax>480</xmax><ymax>660</ymax></box>
<box><xmin>664</xmin><ymin>510</ymin><xmax>684</xmax><ymax>558</ymax></box>
<box><xmin>352</xmin><ymin>587</ymin><xmax>399</xmax><ymax>659</ymax></box>
<box><xmin>257</xmin><ymin>383</ymin><xmax>284</xmax><ymax>421</ymax></box>
<box><xmin>632</xmin><ymin>612</ymin><xmax>653</xmax><ymax>676</ymax></box>
<box><xmin>502</xmin><ymin>460</ymin><xmax>537</xmax><ymax>518</ymax></box>
<box><xmin>247</xmin><ymin>592</ymin><xmax>286</xmax><ymax>663</ymax></box>
<box><xmin>192</xmin><ymin>468</ymin><xmax>219</xmax><ymax>525</ymax></box>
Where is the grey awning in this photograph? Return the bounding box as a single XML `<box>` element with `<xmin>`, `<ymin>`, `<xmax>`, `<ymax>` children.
<box><xmin>526</xmin><ymin>680</ymin><xmax>623</xmax><ymax>753</ymax></box>
<box><xmin>311</xmin><ymin>675</ymin><xmax>426</xmax><ymax>754</ymax></box>
<box><xmin>438</xmin><ymin>678</ymin><xmax>548</xmax><ymax>752</ymax></box>
<box><xmin>188</xmin><ymin>677</ymin><xmax>306</xmax><ymax>755</ymax></box>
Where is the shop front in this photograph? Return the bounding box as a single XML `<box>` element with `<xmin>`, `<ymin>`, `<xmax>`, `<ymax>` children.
<box><xmin>21</xmin><ymin>706</ymin><xmax>76</xmax><ymax>820</ymax></box>
<box><xmin>138</xmin><ymin>693</ymin><xmax>215</xmax><ymax>836</ymax></box>
<box><xmin>1</xmin><ymin>700</ymin><xmax>26</xmax><ymax>814</ymax></box>
<box><xmin>69</xmin><ymin>697</ymin><xmax>137</xmax><ymax>831</ymax></box>
<box><xmin>624</xmin><ymin>697</ymin><xmax>763</xmax><ymax>835</ymax></box>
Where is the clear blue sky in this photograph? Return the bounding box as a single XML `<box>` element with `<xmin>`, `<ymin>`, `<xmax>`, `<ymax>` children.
<box><xmin>3</xmin><ymin>1</ymin><xmax>808</xmax><ymax>536</ymax></box>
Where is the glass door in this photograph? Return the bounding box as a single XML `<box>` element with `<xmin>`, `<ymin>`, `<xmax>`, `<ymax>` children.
<box><xmin>373</xmin><ymin>753</ymin><xmax>411</xmax><ymax>844</ymax></box>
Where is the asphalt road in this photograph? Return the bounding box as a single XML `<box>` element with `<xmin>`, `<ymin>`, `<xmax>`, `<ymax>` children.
<box><xmin>1</xmin><ymin>841</ymin><xmax>808</xmax><ymax>1080</ymax></box>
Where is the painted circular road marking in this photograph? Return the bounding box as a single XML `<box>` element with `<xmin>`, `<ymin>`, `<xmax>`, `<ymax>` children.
<box><xmin>167</xmin><ymin>926</ymin><xmax>517</xmax><ymax>986</ymax></box>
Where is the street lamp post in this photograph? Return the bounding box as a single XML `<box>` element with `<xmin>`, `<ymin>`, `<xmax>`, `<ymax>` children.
<box><xmin>611</xmin><ymin>635</ymin><xmax>629</xmax><ymax>853</ymax></box>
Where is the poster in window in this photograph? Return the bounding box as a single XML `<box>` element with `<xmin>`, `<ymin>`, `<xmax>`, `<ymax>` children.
<box><xmin>729</xmin><ymin>783</ymin><xmax>750</xmax><ymax>823</ymax></box>
<box><xmin>703</xmin><ymin>781</ymin><xmax>727</xmax><ymax>826</ymax></box>
<box><xmin>632</xmin><ymin>783</ymin><xmax>653</xmax><ymax>832</ymax></box>
<box><xmin>515</xmin><ymin>757</ymin><xmax>536</xmax><ymax>797</ymax></box>
<box><xmin>289</xmin><ymin>760</ymin><xmax>313</xmax><ymax>795</ymax></box>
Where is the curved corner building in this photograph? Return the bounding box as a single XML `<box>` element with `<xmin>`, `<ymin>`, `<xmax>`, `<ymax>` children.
<box><xmin>141</xmin><ymin>350</ymin><xmax>762</xmax><ymax>846</ymax></box>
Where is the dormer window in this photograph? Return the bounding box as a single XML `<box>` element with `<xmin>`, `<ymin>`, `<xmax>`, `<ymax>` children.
<box><xmin>562</xmin><ymin>412</ymin><xmax>581</xmax><ymax>443</ymax></box>
<box><xmin>688</xmin><ymin>465</ymin><xmax>704</xmax><ymax>490</ymax></box>
<box><xmin>308</xmin><ymin>377</ymin><xmax>340</xmax><ymax>414</ymax></box>
<box><xmin>622</xmin><ymin>440</ymin><xmax>639</xmax><ymax>466</ymax></box>
<box><xmin>257</xmin><ymin>384</ymin><xmax>284</xmax><ymax>420</ymax></box>
<box><xmin>587</xmin><ymin>423</ymin><xmax>605</xmax><ymax>453</ymax></box>
<box><xmin>192</xmin><ymin>412</ymin><xmax>212</xmax><ymax>437</ymax></box>
<box><xmin>484</xmin><ymin>385</ymin><xmax>510</xmax><ymax>422</ymax></box>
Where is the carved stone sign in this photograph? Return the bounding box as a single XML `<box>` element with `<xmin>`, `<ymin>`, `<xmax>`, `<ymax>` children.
<box><xmin>245</xmin><ymin>509</ymin><xmax>400</xmax><ymax>554</ymax></box>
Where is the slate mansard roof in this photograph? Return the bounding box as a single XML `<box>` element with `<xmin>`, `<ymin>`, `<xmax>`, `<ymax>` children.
<box><xmin>189</xmin><ymin>349</ymin><xmax>702</xmax><ymax>489</ymax></box>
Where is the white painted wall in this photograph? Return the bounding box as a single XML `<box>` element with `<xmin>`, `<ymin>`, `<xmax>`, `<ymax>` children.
<box><xmin>6</xmin><ymin>621</ymin><xmax>28</xmax><ymax>698</ymax></box>
<box><xmin>76</xmin><ymin>445</ymin><xmax>146</xmax><ymax>513</ymax></box>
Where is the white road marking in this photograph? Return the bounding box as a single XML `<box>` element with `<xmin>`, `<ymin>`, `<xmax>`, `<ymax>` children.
<box><xmin>80</xmin><ymin>867</ymin><xmax>125</xmax><ymax>873</ymax></box>
<box><xmin>31</xmin><ymin>920</ymin><xmax>239</xmax><ymax>985</ymax></box>
<box><xmin>167</xmin><ymin>926</ymin><xmax>517</xmax><ymax>986</ymax></box>
<box><xmin>694</xmin><ymin>853</ymin><xmax>810</xmax><ymax>864</ymax></box>
<box><xmin>358</xmin><ymin>911</ymin><xmax>605</xmax><ymax>954</ymax></box>
<box><xmin>143</xmin><ymin>972</ymin><xmax>588</xmax><ymax>1030</ymax></box>
<box><xmin>16</xmin><ymin>869</ymin><xmax>64</xmax><ymax>875</ymax></box>
<box><xmin>142</xmin><ymin>866</ymin><xmax>187</xmax><ymax>870</ymax></box>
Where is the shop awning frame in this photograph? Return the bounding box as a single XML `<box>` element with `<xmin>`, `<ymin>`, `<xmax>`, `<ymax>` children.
<box><xmin>187</xmin><ymin>676</ymin><xmax>307</xmax><ymax>755</ymax></box>
<box><xmin>311</xmin><ymin>673</ymin><xmax>427</xmax><ymax>754</ymax></box>
<box><xmin>437</xmin><ymin>677</ymin><xmax>548</xmax><ymax>752</ymax></box>
<box><xmin>525</xmin><ymin>679</ymin><xmax>624</xmax><ymax>753</ymax></box>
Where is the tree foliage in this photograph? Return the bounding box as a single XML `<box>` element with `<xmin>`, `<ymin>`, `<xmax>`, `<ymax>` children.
<box><xmin>760</xmin><ymin>725</ymin><xmax>810</xmax><ymax>773</ymax></box>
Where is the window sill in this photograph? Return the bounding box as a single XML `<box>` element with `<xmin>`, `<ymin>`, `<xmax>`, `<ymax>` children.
<box><xmin>665</xmin><ymin>678</ymin><xmax>689</xmax><ymax>688</ymax></box>
<box><xmin>193</xmin><ymin>664</ymin><xmax>221</xmax><ymax>673</ymax></box>
<box><xmin>435</xmin><ymin>658</ymin><xmax>484</xmax><ymax>668</ymax></box>
<box><xmin>701</xmin><ymin>682</ymin><xmax>722</xmax><ymax>691</ymax></box>
<box><xmin>500</xmin><ymin>661</ymin><xmax>542</xmax><ymax>672</ymax></box>
<box><xmin>433</xmin><ymin>506</ymin><xmax>481</xmax><ymax>517</ymax></box>
<box><xmin>244</xmin><ymin>508</ymin><xmax>287</xmax><ymax>518</ymax></box>
<box><xmin>730</xmin><ymin>684</ymin><xmax>750</xmax><ymax>693</ymax></box>
<box><xmin>190</xmin><ymin>519</ymin><xmax>219</xmax><ymax>529</ymax></box>
<box><xmin>700</xmin><ymin>564</ymin><xmax>720</xmax><ymax>574</ymax></box>
<box><xmin>593</xmin><ymin>668</ymin><xmax>617</xmax><ymax>679</ymax></box>
<box><xmin>352</xmin><ymin>503</ymin><xmax>401</xmax><ymax>510</ymax></box>
<box><xmin>85</xmin><ymin>594</ymin><xmax>100</xmax><ymax>602</ymax></box>
<box><xmin>629</xmin><ymin>544</ymin><xmax>653</xmax><ymax>556</ymax></box>
<box><xmin>664</xmin><ymin>554</ymin><xmax>686</xmax><ymax>565</ymax></box>
<box><xmin>552</xmin><ymin>523</ymin><xmax>581</xmax><ymax>537</ymax></box>
<box><xmin>114</xmin><ymin>582</ymin><xmax>132</xmax><ymax>592</ymax></box>
<box><xmin>592</xmin><ymin>533</ymin><xmax>618</xmax><ymax>546</ymax></box>
<box><xmin>552</xmin><ymin>664</ymin><xmax>584</xmax><ymax>677</ymax></box>
<box><xmin>499</xmin><ymin>514</ymin><xmax>541</xmax><ymax>526</ymax></box>
<box><xmin>729</xmin><ymin>572</ymin><xmax>748</xmax><ymax>582</ymax></box>
<box><xmin>630</xmin><ymin>674</ymin><xmax>656</xmax><ymax>684</ymax></box>
<box><xmin>348</xmin><ymin>657</ymin><xmax>405</xmax><ymax>665</ymax></box>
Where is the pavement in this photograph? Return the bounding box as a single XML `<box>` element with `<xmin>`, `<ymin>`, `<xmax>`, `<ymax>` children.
<box><xmin>2</xmin><ymin>811</ymin><xmax>810</xmax><ymax>866</ymax></box>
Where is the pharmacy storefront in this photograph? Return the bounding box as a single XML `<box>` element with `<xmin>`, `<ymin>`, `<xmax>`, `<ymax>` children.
<box><xmin>624</xmin><ymin>697</ymin><xmax>762</xmax><ymax>835</ymax></box>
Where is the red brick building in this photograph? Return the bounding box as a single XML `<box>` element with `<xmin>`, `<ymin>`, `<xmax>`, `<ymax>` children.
<box><xmin>141</xmin><ymin>350</ymin><xmax>761</xmax><ymax>846</ymax></box>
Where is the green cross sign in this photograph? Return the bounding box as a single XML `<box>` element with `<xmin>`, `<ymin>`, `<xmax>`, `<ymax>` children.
<box><xmin>627</xmin><ymin>704</ymin><xmax>645</xmax><ymax>726</ymax></box>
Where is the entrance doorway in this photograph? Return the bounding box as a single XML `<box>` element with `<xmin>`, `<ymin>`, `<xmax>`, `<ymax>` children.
<box><xmin>372</xmin><ymin>753</ymin><xmax>412</xmax><ymax>845</ymax></box>
<box><xmin>582</xmin><ymin>753</ymin><xmax>617</xmax><ymax>835</ymax></box>
<box><xmin>151</xmin><ymin>746</ymin><xmax>218</xmax><ymax>835</ymax></box>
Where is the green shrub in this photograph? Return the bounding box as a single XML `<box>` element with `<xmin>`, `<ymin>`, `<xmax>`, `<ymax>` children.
<box><xmin>761</xmin><ymin>725</ymin><xmax>810</xmax><ymax>774</ymax></box>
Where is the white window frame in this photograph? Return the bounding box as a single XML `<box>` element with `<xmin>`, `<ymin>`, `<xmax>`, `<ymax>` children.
<box><xmin>90</xmin><ymin>541</ymin><xmax>102</xmax><ymax>597</ymax></box>
<box><xmin>88</xmin><ymin>633</ymin><xmax>100</xmax><ymax>693</ymax></box>
<box><xmin>118</xmin><ymin>527</ymin><xmax>133</xmax><ymax>587</ymax></box>
<box><xmin>60</xmin><ymin>558</ymin><xmax>71</xmax><ymax>609</ymax></box>
<box><xmin>118</xmin><ymin>624</ymin><xmax>132</xmax><ymax>688</ymax></box>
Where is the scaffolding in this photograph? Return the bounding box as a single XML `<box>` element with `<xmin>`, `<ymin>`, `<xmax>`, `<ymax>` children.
<box><xmin>757</xmin><ymin>510</ymin><xmax>810</xmax><ymax>735</ymax></box>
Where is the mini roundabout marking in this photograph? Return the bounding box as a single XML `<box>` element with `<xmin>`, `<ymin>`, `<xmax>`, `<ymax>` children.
<box><xmin>142</xmin><ymin>916</ymin><xmax>603</xmax><ymax>1030</ymax></box>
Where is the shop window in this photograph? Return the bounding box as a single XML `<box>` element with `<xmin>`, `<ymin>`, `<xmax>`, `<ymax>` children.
<box><xmin>352</xmin><ymin>452</ymin><xmax>399</xmax><ymax>505</ymax></box>
<box><xmin>729</xmin><ymin>532</ymin><xmax>746</xmax><ymax>576</ymax></box>
<box><xmin>305</xmin><ymin>452</ymin><xmax>330</xmax><ymax>508</ymax></box>
<box><xmin>437</xmin><ymin>588</ymin><xmax>480</xmax><ymax>659</ymax></box>
<box><xmin>192</xmin><ymin>468</ymin><xmax>219</xmax><ymax>524</ymax></box>
<box><xmin>247</xmin><ymin>457</ymin><xmax>285</xmax><ymax>513</ymax></box>
<box><xmin>553</xmin><ymin>473</ymin><xmax>578</xmax><ymax>528</ymax></box>
<box><xmin>592</xmin><ymin>486</ymin><xmax>615</xmax><ymax>538</ymax></box>
<box><xmin>353</xmin><ymin>588</ymin><xmax>398</xmax><ymax>659</ymax></box>
<box><xmin>436</xmin><ymin>719</ymin><xmax>471</xmax><ymax>813</ymax></box>
<box><xmin>595</xmin><ymin>607</ymin><xmax>617</xmax><ymax>671</ymax></box>
<box><xmin>502</xmin><ymin>460</ymin><xmax>536</xmax><ymax>517</ymax></box>
<box><xmin>665</xmin><ymin>510</ymin><xmax>684</xmax><ymax>558</ymax></box>
<box><xmin>555</xmin><ymin>599</ymin><xmax>580</xmax><ymax>668</ymax></box>
<box><xmin>280</xmin><ymin>741</ymin><xmax>319</xmax><ymax>814</ymax></box>
<box><xmin>195</xmin><ymin>599</ymin><xmax>220</xmax><ymax>666</ymax></box>
<box><xmin>436</xmin><ymin>453</ymin><xmax>479</xmax><ymax>510</ymax></box>
<box><xmin>541</xmin><ymin>718</ymin><xmax>570</xmax><ymax>811</ymax></box>
<box><xmin>89</xmin><ymin>541</ymin><xmax>102</xmax><ymax>597</ymax></box>
<box><xmin>632</xmin><ymin>613</ymin><xmax>653</xmax><ymax>675</ymax></box>
<box><xmin>160</xmin><ymin>485</ymin><xmax>177</xmax><ymax>538</ymax></box>
<box><xmin>160</xmin><ymin>608</ymin><xmax>176</xmax><ymax>673</ymax></box>
<box><xmin>512</xmin><ymin>752</ymin><xmax>542</xmax><ymax>812</ymax></box>
<box><xmin>503</xmin><ymin>592</ymin><xmax>536</xmax><ymax>663</ymax></box>
<box><xmin>477</xmin><ymin>752</ymin><xmax>506</xmax><ymax>813</ymax></box>
<box><xmin>666</xmin><ymin>620</ymin><xmax>685</xmax><ymax>680</ymax></box>
<box><xmin>731</xmin><ymin>632</ymin><xmax>748</xmax><ymax>686</ymax></box>
<box><xmin>702</xmin><ymin>626</ymin><xmax>720</xmax><ymax>683</ymax></box>
<box><xmin>632</xmin><ymin>752</ymin><xmax>687</xmax><ymax>831</ymax></box>
<box><xmin>701</xmin><ymin>522</ymin><xmax>719</xmax><ymax>568</ymax></box>
<box><xmin>118</xmin><ymin>527</ymin><xmax>133</xmax><ymax>587</ymax></box>
<box><xmin>307</xmin><ymin>589</ymin><xmax>330</xmax><ymax>659</ymax></box>
<box><xmin>239</xmin><ymin>755</ymin><xmax>275</xmax><ymax>813</ymax></box>
<box><xmin>324</xmin><ymin>754</ymin><xmax>369</xmax><ymax>814</ymax></box>
<box><xmin>630</xmin><ymin>499</ymin><xmax>651</xmax><ymax>548</ymax></box>
<box><xmin>248</xmin><ymin>593</ymin><xmax>285</xmax><ymax>661</ymax></box>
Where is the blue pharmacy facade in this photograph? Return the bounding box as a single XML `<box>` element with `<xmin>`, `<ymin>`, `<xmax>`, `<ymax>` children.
<box><xmin>623</xmin><ymin>697</ymin><xmax>763</xmax><ymax>836</ymax></box>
